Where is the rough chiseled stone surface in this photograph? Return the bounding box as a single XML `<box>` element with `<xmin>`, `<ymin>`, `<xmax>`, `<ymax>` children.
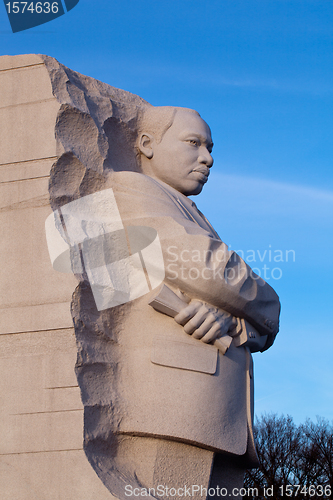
<box><xmin>42</xmin><ymin>54</ymin><xmax>151</xmax><ymax>210</ymax></box>
<box><xmin>42</xmin><ymin>55</ymin><xmax>156</xmax><ymax>498</ymax></box>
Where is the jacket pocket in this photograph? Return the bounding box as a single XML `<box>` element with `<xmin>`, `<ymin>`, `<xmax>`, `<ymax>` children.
<box><xmin>151</xmin><ymin>334</ymin><xmax>218</xmax><ymax>375</ymax></box>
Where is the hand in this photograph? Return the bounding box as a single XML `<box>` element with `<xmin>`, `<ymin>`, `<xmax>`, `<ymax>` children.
<box><xmin>174</xmin><ymin>300</ymin><xmax>237</xmax><ymax>344</ymax></box>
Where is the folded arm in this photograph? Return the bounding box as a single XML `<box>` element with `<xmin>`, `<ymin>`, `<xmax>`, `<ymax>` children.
<box><xmin>111</xmin><ymin>171</ymin><xmax>281</xmax><ymax>341</ymax></box>
<box><xmin>174</xmin><ymin>298</ymin><xmax>274</xmax><ymax>352</ymax></box>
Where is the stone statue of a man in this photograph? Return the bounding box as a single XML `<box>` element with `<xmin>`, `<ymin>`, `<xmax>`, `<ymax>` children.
<box><xmin>47</xmin><ymin>83</ymin><xmax>280</xmax><ymax>497</ymax></box>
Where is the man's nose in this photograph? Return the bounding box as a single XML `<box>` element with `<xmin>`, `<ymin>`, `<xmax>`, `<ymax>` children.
<box><xmin>198</xmin><ymin>148</ymin><xmax>213</xmax><ymax>167</ymax></box>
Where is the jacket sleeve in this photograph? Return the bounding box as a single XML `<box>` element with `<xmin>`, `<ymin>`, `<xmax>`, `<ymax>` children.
<box><xmin>111</xmin><ymin>172</ymin><xmax>280</xmax><ymax>339</ymax></box>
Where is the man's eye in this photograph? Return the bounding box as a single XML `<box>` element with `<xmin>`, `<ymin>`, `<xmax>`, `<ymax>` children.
<box><xmin>188</xmin><ymin>139</ymin><xmax>199</xmax><ymax>146</ymax></box>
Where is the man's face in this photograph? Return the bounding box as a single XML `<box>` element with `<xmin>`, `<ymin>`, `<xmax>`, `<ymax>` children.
<box><xmin>147</xmin><ymin>111</ymin><xmax>214</xmax><ymax>196</ymax></box>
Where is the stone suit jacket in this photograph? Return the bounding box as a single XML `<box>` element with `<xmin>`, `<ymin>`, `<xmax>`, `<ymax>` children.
<box><xmin>76</xmin><ymin>171</ymin><xmax>280</xmax><ymax>466</ymax></box>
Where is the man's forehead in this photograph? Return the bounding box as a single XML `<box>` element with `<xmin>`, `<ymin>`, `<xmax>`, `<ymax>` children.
<box><xmin>171</xmin><ymin>111</ymin><xmax>212</xmax><ymax>138</ymax></box>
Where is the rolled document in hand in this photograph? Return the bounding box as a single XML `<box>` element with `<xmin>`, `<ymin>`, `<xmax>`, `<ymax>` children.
<box><xmin>148</xmin><ymin>284</ymin><xmax>233</xmax><ymax>355</ymax></box>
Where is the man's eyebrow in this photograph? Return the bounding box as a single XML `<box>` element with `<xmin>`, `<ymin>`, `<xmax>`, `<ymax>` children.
<box><xmin>180</xmin><ymin>131</ymin><xmax>213</xmax><ymax>145</ymax></box>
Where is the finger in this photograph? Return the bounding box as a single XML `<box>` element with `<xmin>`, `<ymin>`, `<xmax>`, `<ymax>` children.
<box><xmin>174</xmin><ymin>301</ymin><xmax>202</xmax><ymax>325</ymax></box>
<box><xmin>196</xmin><ymin>315</ymin><xmax>235</xmax><ymax>341</ymax></box>
<box><xmin>184</xmin><ymin>310</ymin><xmax>215</xmax><ymax>335</ymax></box>
<box><xmin>226</xmin><ymin>315</ymin><xmax>238</xmax><ymax>334</ymax></box>
<box><xmin>174</xmin><ymin>301</ymin><xmax>207</xmax><ymax>326</ymax></box>
<box><xmin>194</xmin><ymin>320</ymin><xmax>222</xmax><ymax>343</ymax></box>
<box><xmin>214</xmin><ymin>317</ymin><xmax>236</xmax><ymax>339</ymax></box>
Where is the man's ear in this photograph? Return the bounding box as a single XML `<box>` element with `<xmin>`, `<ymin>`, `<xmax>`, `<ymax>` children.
<box><xmin>139</xmin><ymin>133</ymin><xmax>154</xmax><ymax>159</ymax></box>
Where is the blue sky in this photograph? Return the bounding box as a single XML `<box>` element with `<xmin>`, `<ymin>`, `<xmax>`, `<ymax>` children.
<box><xmin>1</xmin><ymin>0</ymin><xmax>332</xmax><ymax>423</ymax></box>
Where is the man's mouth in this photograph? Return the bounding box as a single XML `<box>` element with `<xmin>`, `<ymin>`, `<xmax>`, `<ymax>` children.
<box><xmin>192</xmin><ymin>167</ymin><xmax>210</xmax><ymax>182</ymax></box>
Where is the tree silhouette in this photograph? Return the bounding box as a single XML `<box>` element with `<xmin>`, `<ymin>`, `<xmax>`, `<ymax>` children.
<box><xmin>243</xmin><ymin>414</ymin><xmax>332</xmax><ymax>499</ymax></box>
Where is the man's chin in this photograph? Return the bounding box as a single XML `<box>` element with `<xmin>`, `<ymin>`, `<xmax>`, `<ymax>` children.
<box><xmin>185</xmin><ymin>182</ymin><xmax>204</xmax><ymax>196</ymax></box>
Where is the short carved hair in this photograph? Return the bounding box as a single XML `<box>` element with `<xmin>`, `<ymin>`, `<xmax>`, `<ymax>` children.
<box><xmin>137</xmin><ymin>106</ymin><xmax>200</xmax><ymax>144</ymax></box>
